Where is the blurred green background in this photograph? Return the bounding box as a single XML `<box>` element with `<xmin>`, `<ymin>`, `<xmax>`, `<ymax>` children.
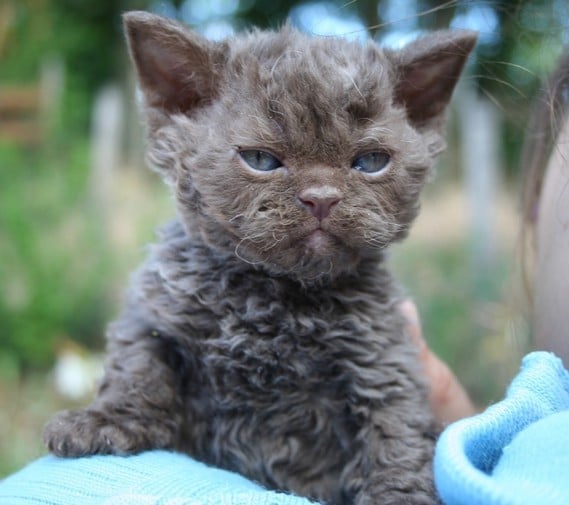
<box><xmin>0</xmin><ymin>0</ymin><xmax>565</xmax><ymax>475</ymax></box>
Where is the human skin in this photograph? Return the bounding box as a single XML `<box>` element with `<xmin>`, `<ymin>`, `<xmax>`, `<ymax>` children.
<box><xmin>534</xmin><ymin>118</ymin><xmax>569</xmax><ymax>366</ymax></box>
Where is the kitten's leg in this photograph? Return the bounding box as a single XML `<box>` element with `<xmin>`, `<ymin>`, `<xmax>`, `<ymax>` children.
<box><xmin>341</xmin><ymin>403</ymin><xmax>439</xmax><ymax>505</ymax></box>
<box><xmin>44</xmin><ymin>326</ymin><xmax>189</xmax><ymax>457</ymax></box>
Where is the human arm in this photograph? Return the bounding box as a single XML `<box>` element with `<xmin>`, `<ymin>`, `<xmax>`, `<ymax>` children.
<box><xmin>400</xmin><ymin>299</ymin><xmax>477</xmax><ymax>424</ymax></box>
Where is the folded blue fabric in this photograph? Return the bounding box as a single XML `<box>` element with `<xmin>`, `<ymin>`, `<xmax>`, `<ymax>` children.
<box><xmin>0</xmin><ymin>450</ymin><xmax>315</xmax><ymax>505</ymax></box>
<box><xmin>434</xmin><ymin>351</ymin><xmax>569</xmax><ymax>505</ymax></box>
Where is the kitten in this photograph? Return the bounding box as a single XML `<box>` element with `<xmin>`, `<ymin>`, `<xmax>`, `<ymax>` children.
<box><xmin>44</xmin><ymin>12</ymin><xmax>476</xmax><ymax>505</ymax></box>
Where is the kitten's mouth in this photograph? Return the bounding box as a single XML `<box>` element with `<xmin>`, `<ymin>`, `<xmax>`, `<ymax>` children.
<box><xmin>304</xmin><ymin>227</ymin><xmax>338</xmax><ymax>253</ymax></box>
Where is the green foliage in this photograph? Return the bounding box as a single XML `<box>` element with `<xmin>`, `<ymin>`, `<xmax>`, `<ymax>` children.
<box><xmin>47</xmin><ymin>0</ymin><xmax>147</xmax><ymax>133</ymax></box>
<box><xmin>1</xmin><ymin>0</ymin><xmax>149</xmax><ymax>136</ymax></box>
<box><xmin>0</xmin><ymin>144</ymin><xmax>113</xmax><ymax>372</ymax></box>
<box><xmin>0</xmin><ymin>3</ymin><xmax>52</xmax><ymax>83</ymax></box>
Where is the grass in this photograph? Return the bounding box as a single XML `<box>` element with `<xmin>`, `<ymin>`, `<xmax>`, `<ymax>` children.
<box><xmin>0</xmin><ymin>371</ymin><xmax>80</xmax><ymax>476</ymax></box>
<box><xmin>0</xmin><ymin>142</ymin><xmax>112</xmax><ymax>370</ymax></box>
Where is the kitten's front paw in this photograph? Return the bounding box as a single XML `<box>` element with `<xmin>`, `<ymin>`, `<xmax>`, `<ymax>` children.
<box><xmin>356</xmin><ymin>489</ymin><xmax>439</xmax><ymax>505</ymax></box>
<box><xmin>382</xmin><ymin>497</ymin><xmax>439</xmax><ymax>505</ymax></box>
<box><xmin>43</xmin><ymin>409</ymin><xmax>147</xmax><ymax>457</ymax></box>
<box><xmin>359</xmin><ymin>495</ymin><xmax>438</xmax><ymax>505</ymax></box>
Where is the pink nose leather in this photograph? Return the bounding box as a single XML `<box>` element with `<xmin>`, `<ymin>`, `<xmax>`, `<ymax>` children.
<box><xmin>298</xmin><ymin>187</ymin><xmax>342</xmax><ymax>220</ymax></box>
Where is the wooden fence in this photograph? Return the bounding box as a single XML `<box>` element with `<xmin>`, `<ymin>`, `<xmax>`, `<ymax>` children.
<box><xmin>0</xmin><ymin>58</ymin><xmax>63</xmax><ymax>148</ymax></box>
<box><xmin>0</xmin><ymin>85</ymin><xmax>44</xmax><ymax>145</ymax></box>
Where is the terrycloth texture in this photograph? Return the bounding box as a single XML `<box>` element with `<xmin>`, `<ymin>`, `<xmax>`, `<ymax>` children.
<box><xmin>0</xmin><ymin>450</ymin><xmax>315</xmax><ymax>505</ymax></box>
<box><xmin>434</xmin><ymin>351</ymin><xmax>569</xmax><ymax>505</ymax></box>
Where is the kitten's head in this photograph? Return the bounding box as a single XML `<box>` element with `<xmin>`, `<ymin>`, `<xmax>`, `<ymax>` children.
<box><xmin>124</xmin><ymin>12</ymin><xmax>476</xmax><ymax>284</ymax></box>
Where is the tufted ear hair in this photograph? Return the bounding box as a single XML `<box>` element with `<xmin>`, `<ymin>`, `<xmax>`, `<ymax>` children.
<box><xmin>123</xmin><ymin>11</ymin><xmax>225</xmax><ymax>115</ymax></box>
<box><xmin>387</xmin><ymin>30</ymin><xmax>477</xmax><ymax>127</ymax></box>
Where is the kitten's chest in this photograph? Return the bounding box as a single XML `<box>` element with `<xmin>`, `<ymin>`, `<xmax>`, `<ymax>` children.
<box><xmin>180</xmin><ymin>265</ymin><xmax>406</xmax><ymax>498</ymax></box>
<box><xmin>196</xmin><ymin>276</ymin><xmax>388</xmax><ymax>410</ymax></box>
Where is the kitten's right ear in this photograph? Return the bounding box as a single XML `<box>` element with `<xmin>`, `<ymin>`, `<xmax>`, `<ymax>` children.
<box><xmin>387</xmin><ymin>30</ymin><xmax>477</xmax><ymax>127</ymax></box>
<box><xmin>123</xmin><ymin>12</ymin><xmax>224</xmax><ymax>114</ymax></box>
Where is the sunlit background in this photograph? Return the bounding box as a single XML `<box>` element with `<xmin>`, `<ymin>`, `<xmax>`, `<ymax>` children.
<box><xmin>1</xmin><ymin>0</ymin><xmax>567</xmax><ymax>475</ymax></box>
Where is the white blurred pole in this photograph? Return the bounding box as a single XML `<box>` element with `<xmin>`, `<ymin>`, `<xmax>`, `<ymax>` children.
<box><xmin>40</xmin><ymin>56</ymin><xmax>64</xmax><ymax>137</ymax></box>
<box><xmin>90</xmin><ymin>84</ymin><xmax>124</xmax><ymax>223</ymax></box>
<box><xmin>458</xmin><ymin>85</ymin><xmax>502</xmax><ymax>272</ymax></box>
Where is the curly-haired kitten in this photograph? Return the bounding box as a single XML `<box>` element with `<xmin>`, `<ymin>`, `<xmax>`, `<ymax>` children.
<box><xmin>44</xmin><ymin>12</ymin><xmax>476</xmax><ymax>505</ymax></box>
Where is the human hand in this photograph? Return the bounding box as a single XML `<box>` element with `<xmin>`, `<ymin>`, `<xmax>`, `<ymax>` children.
<box><xmin>400</xmin><ymin>299</ymin><xmax>477</xmax><ymax>424</ymax></box>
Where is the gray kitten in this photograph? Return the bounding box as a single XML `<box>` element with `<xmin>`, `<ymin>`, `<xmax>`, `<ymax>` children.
<box><xmin>44</xmin><ymin>12</ymin><xmax>476</xmax><ymax>505</ymax></box>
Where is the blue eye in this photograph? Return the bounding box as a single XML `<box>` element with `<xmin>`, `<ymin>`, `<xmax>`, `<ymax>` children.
<box><xmin>239</xmin><ymin>150</ymin><xmax>283</xmax><ymax>172</ymax></box>
<box><xmin>352</xmin><ymin>152</ymin><xmax>391</xmax><ymax>174</ymax></box>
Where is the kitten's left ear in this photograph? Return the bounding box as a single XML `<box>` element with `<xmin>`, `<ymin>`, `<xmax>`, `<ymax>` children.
<box><xmin>387</xmin><ymin>31</ymin><xmax>477</xmax><ymax>127</ymax></box>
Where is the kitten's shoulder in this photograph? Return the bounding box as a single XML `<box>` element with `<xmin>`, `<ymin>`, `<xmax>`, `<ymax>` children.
<box><xmin>139</xmin><ymin>219</ymin><xmax>225</xmax><ymax>287</ymax></box>
<box><xmin>123</xmin><ymin>220</ymin><xmax>223</xmax><ymax>321</ymax></box>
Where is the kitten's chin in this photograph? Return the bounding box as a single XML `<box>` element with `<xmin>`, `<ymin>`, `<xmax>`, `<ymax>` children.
<box><xmin>198</xmin><ymin>219</ymin><xmax>361</xmax><ymax>284</ymax></box>
<box><xmin>249</xmin><ymin>230</ymin><xmax>360</xmax><ymax>285</ymax></box>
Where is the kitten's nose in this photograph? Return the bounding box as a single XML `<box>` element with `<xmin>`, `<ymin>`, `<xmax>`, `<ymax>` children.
<box><xmin>298</xmin><ymin>186</ymin><xmax>342</xmax><ymax>221</ymax></box>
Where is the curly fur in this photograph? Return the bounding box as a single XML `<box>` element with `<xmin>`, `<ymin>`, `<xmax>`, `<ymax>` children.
<box><xmin>44</xmin><ymin>13</ymin><xmax>476</xmax><ymax>505</ymax></box>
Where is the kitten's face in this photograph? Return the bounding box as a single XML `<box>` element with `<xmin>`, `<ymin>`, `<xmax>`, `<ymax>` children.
<box><xmin>125</xmin><ymin>14</ymin><xmax>476</xmax><ymax>282</ymax></box>
<box><xmin>185</xmin><ymin>47</ymin><xmax>429</xmax><ymax>279</ymax></box>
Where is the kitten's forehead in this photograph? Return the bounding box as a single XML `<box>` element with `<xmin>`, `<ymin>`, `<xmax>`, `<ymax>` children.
<box><xmin>223</xmin><ymin>30</ymin><xmax>393</xmax><ymax>161</ymax></box>
<box><xmin>237</xmin><ymin>30</ymin><xmax>390</xmax><ymax>98</ymax></box>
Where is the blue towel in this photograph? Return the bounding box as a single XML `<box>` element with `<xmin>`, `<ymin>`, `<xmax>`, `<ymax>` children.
<box><xmin>0</xmin><ymin>450</ymin><xmax>315</xmax><ymax>504</ymax></box>
<box><xmin>434</xmin><ymin>351</ymin><xmax>569</xmax><ymax>505</ymax></box>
